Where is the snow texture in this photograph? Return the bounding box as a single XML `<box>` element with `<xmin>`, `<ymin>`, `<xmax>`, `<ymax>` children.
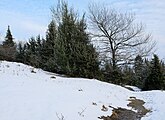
<box><xmin>0</xmin><ymin>61</ymin><xmax>165</xmax><ymax>120</ymax></box>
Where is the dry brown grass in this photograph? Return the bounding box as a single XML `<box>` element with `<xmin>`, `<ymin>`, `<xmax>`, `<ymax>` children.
<box><xmin>98</xmin><ymin>97</ymin><xmax>151</xmax><ymax>120</ymax></box>
<box><xmin>128</xmin><ymin>97</ymin><xmax>151</xmax><ymax>116</ymax></box>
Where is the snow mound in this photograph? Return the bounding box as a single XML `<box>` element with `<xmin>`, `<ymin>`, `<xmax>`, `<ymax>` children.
<box><xmin>124</xmin><ymin>85</ymin><xmax>141</xmax><ymax>92</ymax></box>
<box><xmin>0</xmin><ymin>61</ymin><xmax>165</xmax><ymax>120</ymax></box>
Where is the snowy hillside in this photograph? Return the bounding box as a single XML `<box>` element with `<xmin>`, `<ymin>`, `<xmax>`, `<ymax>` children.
<box><xmin>0</xmin><ymin>61</ymin><xmax>165</xmax><ymax>120</ymax></box>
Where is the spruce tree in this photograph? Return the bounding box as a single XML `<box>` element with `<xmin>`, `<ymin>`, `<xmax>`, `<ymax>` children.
<box><xmin>35</xmin><ymin>35</ymin><xmax>43</xmax><ymax>67</ymax></box>
<box><xmin>134</xmin><ymin>55</ymin><xmax>144</xmax><ymax>88</ymax></box>
<box><xmin>3</xmin><ymin>26</ymin><xmax>15</xmax><ymax>47</ymax></box>
<box><xmin>53</xmin><ymin>2</ymin><xmax>100</xmax><ymax>78</ymax></box>
<box><xmin>122</xmin><ymin>64</ymin><xmax>134</xmax><ymax>85</ymax></box>
<box><xmin>161</xmin><ymin>62</ymin><xmax>165</xmax><ymax>89</ymax></box>
<box><xmin>15</xmin><ymin>42</ymin><xmax>25</xmax><ymax>63</ymax></box>
<box><xmin>144</xmin><ymin>54</ymin><xmax>164</xmax><ymax>90</ymax></box>
<box><xmin>14</xmin><ymin>1</ymin><xmax>100</xmax><ymax>79</ymax></box>
<box><xmin>43</xmin><ymin>20</ymin><xmax>58</xmax><ymax>72</ymax></box>
<box><xmin>45</xmin><ymin>20</ymin><xmax>57</xmax><ymax>57</ymax></box>
<box><xmin>25</xmin><ymin>37</ymin><xmax>35</xmax><ymax>66</ymax></box>
<box><xmin>101</xmin><ymin>61</ymin><xmax>113</xmax><ymax>82</ymax></box>
<box><xmin>1</xmin><ymin>26</ymin><xmax>16</xmax><ymax>61</ymax></box>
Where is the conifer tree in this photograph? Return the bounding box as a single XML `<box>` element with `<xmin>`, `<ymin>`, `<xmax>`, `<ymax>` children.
<box><xmin>122</xmin><ymin>64</ymin><xmax>134</xmax><ymax>85</ymax></box>
<box><xmin>1</xmin><ymin>26</ymin><xmax>16</xmax><ymax>61</ymax></box>
<box><xmin>144</xmin><ymin>54</ymin><xmax>164</xmax><ymax>90</ymax></box>
<box><xmin>53</xmin><ymin>1</ymin><xmax>100</xmax><ymax>78</ymax></box>
<box><xmin>15</xmin><ymin>42</ymin><xmax>25</xmax><ymax>63</ymax></box>
<box><xmin>14</xmin><ymin>1</ymin><xmax>100</xmax><ymax>79</ymax></box>
<box><xmin>134</xmin><ymin>55</ymin><xmax>144</xmax><ymax>88</ymax></box>
<box><xmin>34</xmin><ymin>35</ymin><xmax>43</xmax><ymax>67</ymax></box>
<box><xmin>101</xmin><ymin>61</ymin><xmax>113</xmax><ymax>82</ymax></box>
<box><xmin>43</xmin><ymin>20</ymin><xmax>58</xmax><ymax>72</ymax></box>
<box><xmin>3</xmin><ymin>26</ymin><xmax>15</xmax><ymax>47</ymax></box>
<box><xmin>45</xmin><ymin>20</ymin><xmax>57</xmax><ymax>57</ymax></box>
<box><xmin>25</xmin><ymin>37</ymin><xmax>37</xmax><ymax>66</ymax></box>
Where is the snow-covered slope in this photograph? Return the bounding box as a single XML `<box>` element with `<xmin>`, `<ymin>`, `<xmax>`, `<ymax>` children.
<box><xmin>0</xmin><ymin>61</ymin><xmax>165</xmax><ymax>120</ymax></box>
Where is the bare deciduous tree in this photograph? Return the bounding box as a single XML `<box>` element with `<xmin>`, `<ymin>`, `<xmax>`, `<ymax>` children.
<box><xmin>88</xmin><ymin>3</ymin><xmax>155</xmax><ymax>70</ymax></box>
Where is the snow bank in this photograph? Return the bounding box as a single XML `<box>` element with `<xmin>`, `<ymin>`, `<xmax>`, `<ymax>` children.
<box><xmin>0</xmin><ymin>61</ymin><xmax>165</xmax><ymax>120</ymax></box>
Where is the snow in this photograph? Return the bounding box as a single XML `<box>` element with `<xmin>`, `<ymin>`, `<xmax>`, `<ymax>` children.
<box><xmin>0</xmin><ymin>61</ymin><xmax>165</xmax><ymax>120</ymax></box>
<box><xmin>124</xmin><ymin>85</ymin><xmax>141</xmax><ymax>92</ymax></box>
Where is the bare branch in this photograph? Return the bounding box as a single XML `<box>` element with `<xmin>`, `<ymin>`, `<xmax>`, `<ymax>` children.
<box><xmin>56</xmin><ymin>113</ymin><xmax>65</xmax><ymax>120</ymax></box>
<box><xmin>88</xmin><ymin>3</ymin><xmax>155</xmax><ymax>68</ymax></box>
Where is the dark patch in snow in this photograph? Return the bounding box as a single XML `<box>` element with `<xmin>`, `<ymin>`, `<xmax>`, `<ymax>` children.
<box><xmin>99</xmin><ymin>97</ymin><xmax>151</xmax><ymax>120</ymax></box>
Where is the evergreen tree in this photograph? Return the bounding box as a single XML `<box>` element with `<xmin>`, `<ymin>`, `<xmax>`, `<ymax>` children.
<box><xmin>133</xmin><ymin>55</ymin><xmax>144</xmax><ymax>88</ymax></box>
<box><xmin>16</xmin><ymin>36</ymin><xmax>45</xmax><ymax>67</ymax></box>
<box><xmin>3</xmin><ymin>26</ymin><xmax>15</xmax><ymax>47</ymax></box>
<box><xmin>144</xmin><ymin>54</ymin><xmax>164</xmax><ymax>90</ymax></box>
<box><xmin>101</xmin><ymin>61</ymin><xmax>123</xmax><ymax>84</ymax></box>
<box><xmin>34</xmin><ymin>35</ymin><xmax>43</xmax><ymax>67</ymax></box>
<box><xmin>141</xmin><ymin>58</ymin><xmax>151</xmax><ymax>89</ymax></box>
<box><xmin>0</xmin><ymin>26</ymin><xmax>16</xmax><ymax>61</ymax></box>
<box><xmin>45</xmin><ymin>20</ymin><xmax>57</xmax><ymax>58</ymax></box>
<box><xmin>42</xmin><ymin>20</ymin><xmax>58</xmax><ymax>72</ymax></box>
<box><xmin>15</xmin><ymin>42</ymin><xmax>26</xmax><ymax>63</ymax></box>
<box><xmin>14</xmin><ymin>1</ymin><xmax>100</xmax><ymax>79</ymax></box>
<box><xmin>122</xmin><ymin>65</ymin><xmax>134</xmax><ymax>85</ymax></box>
<box><xmin>161</xmin><ymin>62</ymin><xmax>165</xmax><ymax>89</ymax></box>
<box><xmin>101</xmin><ymin>61</ymin><xmax>113</xmax><ymax>82</ymax></box>
<box><xmin>53</xmin><ymin>2</ymin><xmax>100</xmax><ymax>78</ymax></box>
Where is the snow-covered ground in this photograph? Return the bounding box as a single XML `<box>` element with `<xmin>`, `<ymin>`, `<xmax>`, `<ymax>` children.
<box><xmin>0</xmin><ymin>61</ymin><xmax>165</xmax><ymax>120</ymax></box>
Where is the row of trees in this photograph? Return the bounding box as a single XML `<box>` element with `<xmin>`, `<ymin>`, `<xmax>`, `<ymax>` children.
<box><xmin>15</xmin><ymin>2</ymin><xmax>100</xmax><ymax>79</ymax></box>
<box><xmin>104</xmin><ymin>54</ymin><xmax>165</xmax><ymax>90</ymax></box>
<box><xmin>0</xmin><ymin>1</ymin><xmax>164</xmax><ymax>90</ymax></box>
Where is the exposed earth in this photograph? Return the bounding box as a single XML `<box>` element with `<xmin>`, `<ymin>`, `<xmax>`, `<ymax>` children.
<box><xmin>98</xmin><ymin>97</ymin><xmax>151</xmax><ymax>120</ymax></box>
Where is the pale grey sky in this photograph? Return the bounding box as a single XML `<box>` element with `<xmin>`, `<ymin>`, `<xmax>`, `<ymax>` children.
<box><xmin>0</xmin><ymin>0</ymin><xmax>164</xmax><ymax>59</ymax></box>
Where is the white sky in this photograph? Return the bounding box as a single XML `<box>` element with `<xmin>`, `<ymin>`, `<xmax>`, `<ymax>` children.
<box><xmin>0</xmin><ymin>0</ymin><xmax>164</xmax><ymax>59</ymax></box>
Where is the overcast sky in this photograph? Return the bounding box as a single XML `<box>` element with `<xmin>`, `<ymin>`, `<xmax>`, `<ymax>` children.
<box><xmin>0</xmin><ymin>0</ymin><xmax>165</xmax><ymax>59</ymax></box>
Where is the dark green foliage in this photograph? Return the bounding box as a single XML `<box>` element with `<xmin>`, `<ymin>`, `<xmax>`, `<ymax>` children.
<box><xmin>15</xmin><ymin>42</ymin><xmax>26</xmax><ymax>63</ymax></box>
<box><xmin>111</xmin><ymin>69</ymin><xmax>123</xmax><ymax>84</ymax></box>
<box><xmin>15</xmin><ymin>36</ymin><xmax>44</xmax><ymax>67</ymax></box>
<box><xmin>25</xmin><ymin>37</ymin><xmax>38</xmax><ymax>66</ymax></box>
<box><xmin>143</xmin><ymin>55</ymin><xmax>164</xmax><ymax>90</ymax></box>
<box><xmin>100</xmin><ymin>54</ymin><xmax>165</xmax><ymax>91</ymax></box>
<box><xmin>122</xmin><ymin>65</ymin><xmax>134</xmax><ymax>85</ymax></box>
<box><xmin>101</xmin><ymin>62</ymin><xmax>113</xmax><ymax>82</ymax></box>
<box><xmin>14</xmin><ymin>2</ymin><xmax>100</xmax><ymax>79</ymax></box>
<box><xmin>15</xmin><ymin>23</ymin><xmax>58</xmax><ymax>71</ymax></box>
<box><xmin>53</xmin><ymin>2</ymin><xmax>100</xmax><ymax>78</ymax></box>
<box><xmin>54</xmin><ymin>2</ymin><xmax>79</xmax><ymax>74</ymax></box>
<box><xmin>42</xmin><ymin>21</ymin><xmax>58</xmax><ymax>72</ymax></box>
<box><xmin>161</xmin><ymin>62</ymin><xmax>165</xmax><ymax>89</ymax></box>
<box><xmin>0</xmin><ymin>26</ymin><xmax>16</xmax><ymax>61</ymax></box>
<box><xmin>101</xmin><ymin>61</ymin><xmax>123</xmax><ymax>84</ymax></box>
<box><xmin>133</xmin><ymin>55</ymin><xmax>144</xmax><ymax>88</ymax></box>
<box><xmin>1</xmin><ymin>2</ymin><xmax>164</xmax><ymax>91</ymax></box>
<box><xmin>3</xmin><ymin>26</ymin><xmax>15</xmax><ymax>47</ymax></box>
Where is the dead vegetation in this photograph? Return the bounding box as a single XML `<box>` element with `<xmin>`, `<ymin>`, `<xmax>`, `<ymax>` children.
<box><xmin>99</xmin><ymin>107</ymin><xmax>140</xmax><ymax>120</ymax></box>
<box><xmin>98</xmin><ymin>97</ymin><xmax>151</xmax><ymax>120</ymax></box>
<box><xmin>101</xmin><ymin>105</ymin><xmax>108</xmax><ymax>112</ymax></box>
<box><xmin>128</xmin><ymin>97</ymin><xmax>151</xmax><ymax>116</ymax></box>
